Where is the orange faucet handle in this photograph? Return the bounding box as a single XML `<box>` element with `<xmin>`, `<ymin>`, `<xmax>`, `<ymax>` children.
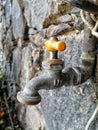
<box><xmin>44</xmin><ymin>37</ymin><xmax>66</xmax><ymax>51</ymax></box>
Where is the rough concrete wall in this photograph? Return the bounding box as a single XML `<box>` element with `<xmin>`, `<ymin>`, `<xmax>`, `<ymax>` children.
<box><xmin>1</xmin><ymin>0</ymin><xmax>98</xmax><ymax>130</ymax></box>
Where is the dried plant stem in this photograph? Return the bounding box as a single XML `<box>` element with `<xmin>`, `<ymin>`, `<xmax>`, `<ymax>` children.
<box><xmin>85</xmin><ymin>103</ymin><xmax>98</xmax><ymax>130</ymax></box>
<box><xmin>4</xmin><ymin>92</ymin><xmax>15</xmax><ymax>130</ymax></box>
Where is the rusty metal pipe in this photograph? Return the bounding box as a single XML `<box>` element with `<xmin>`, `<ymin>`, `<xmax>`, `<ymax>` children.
<box><xmin>80</xmin><ymin>29</ymin><xmax>96</xmax><ymax>73</ymax></box>
<box><xmin>66</xmin><ymin>0</ymin><xmax>98</xmax><ymax>14</ymax></box>
<box><xmin>65</xmin><ymin>29</ymin><xmax>96</xmax><ymax>84</ymax></box>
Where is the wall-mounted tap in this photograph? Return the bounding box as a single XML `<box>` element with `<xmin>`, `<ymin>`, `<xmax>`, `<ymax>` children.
<box><xmin>17</xmin><ymin>37</ymin><xmax>67</xmax><ymax>105</ymax></box>
<box><xmin>17</xmin><ymin>30</ymin><xmax>96</xmax><ymax>105</ymax></box>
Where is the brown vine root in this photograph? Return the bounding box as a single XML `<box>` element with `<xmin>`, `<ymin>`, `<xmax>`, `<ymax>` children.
<box><xmin>80</xmin><ymin>10</ymin><xmax>98</xmax><ymax>38</ymax></box>
<box><xmin>80</xmin><ymin>10</ymin><xmax>94</xmax><ymax>30</ymax></box>
<box><xmin>92</xmin><ymin>21</ymin><xmax>98</xmax><ymax>38</ymax></box>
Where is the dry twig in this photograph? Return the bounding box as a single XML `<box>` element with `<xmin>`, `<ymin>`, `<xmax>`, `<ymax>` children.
<box><xmin>4</xmin><ymin>92</ymin><xmax>15</xmax><ymax>130</ymax></box>
<box><xmin>85</xmin><ymin>103</ymin><xmax>98</xmax><ymax>130</ymax></box>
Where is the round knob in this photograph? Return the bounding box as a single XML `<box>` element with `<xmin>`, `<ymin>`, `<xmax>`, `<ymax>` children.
<box><xmin>44</xmin><ymin>37</ymin><xmax>66</xmax><ymax>51</ymax></box>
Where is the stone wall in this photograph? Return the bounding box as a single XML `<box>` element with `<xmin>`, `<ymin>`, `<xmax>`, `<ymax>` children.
<box><xmin>1</xmin><ymin>0</ymin><xmax>98</xmax><ymax>130</ymax></box>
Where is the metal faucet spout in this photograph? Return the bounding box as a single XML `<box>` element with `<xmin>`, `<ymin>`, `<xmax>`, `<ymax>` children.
<box><xmin>17</xmin><ymin>67</ymin><xmax>64</xmax><ymax>105</ymax></box>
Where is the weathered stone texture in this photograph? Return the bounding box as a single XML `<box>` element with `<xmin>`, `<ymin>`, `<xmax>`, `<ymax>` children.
<box><xmin>23</xmin><ymin>0</ymin><xmax>73</xmax><ymax>30</ymax></box>
<box><xmin>5</xmin><ymin>0</ymin><xmax>11</xmax><ymax>28</ymax></box>
<box><xmin>57</xmin><ymin>14</ymin><xmax>73</xmax><ymax>23</ymax></box>
<box><xmin>26</xmin><ymin>106</ymin><xmax>46</xmax><ymax>130</ymax></box>
<box><xmin>46</xmin><ymin>23</ymin><xmax>71</xmax><ymax>37</ymax></box>
<box><xmin>12</xmin><ymin>0</ymin><xmax>24</xmax><ymax>39</ymax></box>
<box><xmin>23</xmin><ymin>0</ymin><xmax>49</xmax><ymax>30</ymax></box>
<box><xmin>40</xmin><ymin>84</ymin><xmax>95</xmax><ymax>130</ymax></box>
<box><xmin>2</xmin><ymin>0</ymin><xmax>98</xmax><ymax>130</ymax></box>
<box><xmin>12</xmin><ymin>48</ymin><xmax>22</xmax><ymax>83</ymax></box>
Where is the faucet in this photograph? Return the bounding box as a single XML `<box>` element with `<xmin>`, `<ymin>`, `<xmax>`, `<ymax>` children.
<box><xmin>17</xmin><ymin>36</ymin><xmax>67</xmax><ymax>105</ymax></box>
<box><xmin>17</xmin><ymin>33</ymin><xmax>96</xmax><ymax>105</ymax></box>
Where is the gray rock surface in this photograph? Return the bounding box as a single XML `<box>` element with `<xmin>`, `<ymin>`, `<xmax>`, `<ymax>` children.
<box><xmin>23</xmin><ymin>0</ymin><xmax>73</xmax><ymax>30</ymax></box>
<box><xmin>46</xmin><ymin>23</ymin><xmax>71</xmax><ymax>37</ymax></box>
<box><xmin>12</xmin><ymin>0</ymin><xmax>24</xmax><ymax>39</ymax></box>
<box><xmin>5</xmin><ymin>0</ymin><xmax>11</xmax><ymax>28</ymax></box>
<box><xmin>40</xmin><ymin>84</ymin><xmax>95</xmax><ymax>130</ymax></box>
<box><xmin>1</xmin><ymin>0</ymin><xmax>98</xmax><ymax>130</ymax></box>
<box><xmin>57</xmin><ymin>14</ymin><xmax>73</xmax><ymax>23</ymax></box>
